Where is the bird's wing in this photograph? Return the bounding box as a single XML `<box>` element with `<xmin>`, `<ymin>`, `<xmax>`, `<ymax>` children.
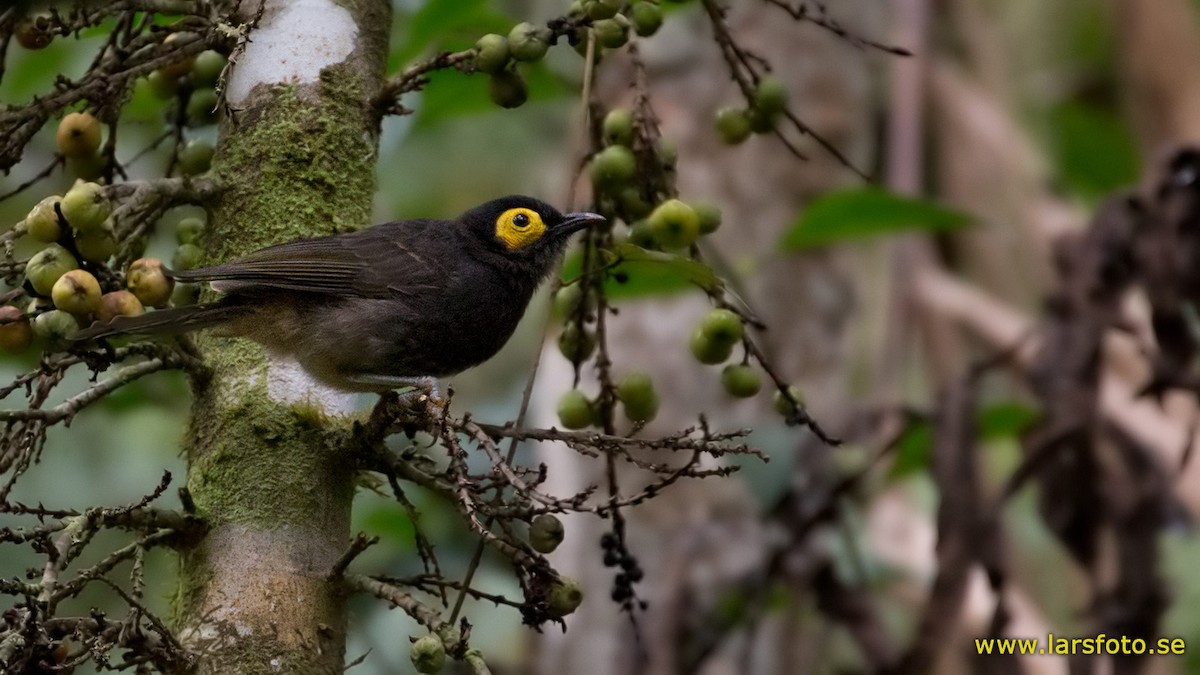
<box><xmin>172</xmin><ymin>222</ymin><xmax>447</xmax><ymax>298</ymax></box>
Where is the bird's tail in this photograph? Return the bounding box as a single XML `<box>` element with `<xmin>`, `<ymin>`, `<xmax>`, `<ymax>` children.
<box><xmin>72</xmin><ymin>302</ymin><xmax>253</xmax><ymax>341</ymax></box>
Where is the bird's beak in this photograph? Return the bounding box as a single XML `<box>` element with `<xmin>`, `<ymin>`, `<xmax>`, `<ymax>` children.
<box><xmin>557</xmin><ymin>212</ymin><xmax>606</xmax><ymax>236</ymax></box>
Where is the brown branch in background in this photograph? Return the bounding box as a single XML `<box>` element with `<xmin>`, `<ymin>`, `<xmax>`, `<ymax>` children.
<box><xmin>760</xmin><ymin>0</ymin><xmax>912</xmax><ymax>55</ymax></box>
<box><xmin>699</xmin><ymin>0</ymin><xmax>870</xmax><ymax>177</ymax></box>
<box><xmin>888</xmin><ymin>379</ymin><xmax>983</xmax><ymax>675</ymax></box>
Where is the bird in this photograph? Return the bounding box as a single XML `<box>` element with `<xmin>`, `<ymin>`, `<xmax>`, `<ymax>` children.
<box><xmin>75</xmin><ymin>195</ymin><xmax>604</xmax><ymax>392</ymax></box>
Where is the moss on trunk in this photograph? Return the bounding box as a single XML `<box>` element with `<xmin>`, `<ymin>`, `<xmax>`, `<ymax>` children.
<box><xmin>172</xmin><ymin>2</ymin><xmax>391</xmax><ymax>672</ymax></box>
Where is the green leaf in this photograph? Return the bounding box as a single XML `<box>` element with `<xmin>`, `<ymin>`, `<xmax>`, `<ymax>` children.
<box><xmin>780</xmin><ymin>187</ymin><xmax>972</xmax><ymax>250</ymax></box>
<box><xmin>391</xmin><ymin>0</ymin><xmax>512</xmax><ymax>67</ymax></box>
<box><xmin>560</xmin><ymin>243</ymin><xmax>722</xmax><ymax>300</ymax></box>
<box><xmin>889</xmin><ymin>420</ymin><xmax>932</xmax><ymax>479</ymax></box>
<box><xmin>888</xmin><ymin>402</ymin><xmax>1040</xmax><ymax>479</ymax></box>
<box><xmin>360</xmin><ymin>503</ymin><xmax>416</xmax><ymax>548</ymax></box>
<box><xmin>1049</xmin><ymin>101</ymin><xmax>1139</xmax><ymax>199</ymax></box>
<box><xmin>977</xmin><ymin>402</ymin><xmax>1039</xmax><ymax>440</ymax></box>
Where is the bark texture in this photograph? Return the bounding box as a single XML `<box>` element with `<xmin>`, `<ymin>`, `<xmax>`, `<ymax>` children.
<box><xmin>172</xmin><ymin>1</ymin><xmax>391</xmax><ymax>672</ymax></box>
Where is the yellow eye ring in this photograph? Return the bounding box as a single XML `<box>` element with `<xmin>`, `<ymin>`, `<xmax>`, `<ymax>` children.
<box><xmin>495</xmin><ymin>207</ymin><xmax>546</xmax><ymax>250</ymax></box>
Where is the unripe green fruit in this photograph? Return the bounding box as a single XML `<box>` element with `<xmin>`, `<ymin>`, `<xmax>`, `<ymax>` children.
<box><xmin>773</xmin><ymin>385</ymin><xmax>805</xmax><ymax>416</ymax></box>
<box><xmin>176</xmin><ymin>217</ymin><xmax>205</xmax><ymax>245</ymax></box>
<box><xmin>647</xmin><ymin>198</ymin><xmax>699</xmax><ymax>249</ymax></box>
<box><xmin>656</xmin><ymin>138</ymin><xmax>678</xmax><ymax>170</ymax></box>
<box><xmin>57</xmin><ymin>112</ymin><xmax>102</xmax><ymax>160</ymax></box>
<box><xmin>508</xmin><ymin>22</ymin><xmax>550</xmax><ymax>62</ymax></box>
<box><xmin>26</xmin><ymin>245</ymin><xmax>78</xmax><ymax>297</ymax></box>
<box><xmin>171</xmin><ymin>282</ymin><xmax>199</xmax><ymax>307</ymax></box>
<box><xmin>474</xmin><ymin>33</ymin><xmax>510</xmax><ymax>74</ymax></box>
<box><xmin>127</xmin><ymin>258</ymin><xmax>174</xmax><ymax>308</ymax></box>
<box><xmin>689</xmin><ymin>327</ymin><xmax>732</xmax><ymax>365</ymax></box>
<box><xmin>27</xmin><ymin>298</ymin><xmax>52</xmax><ymax>316</ymax></box>
<box><xmin>753</xmin><ymin>75</ymin><xmax>788</xmax><ymax>116</ymax></box>
<box><xmin>0</xmin><ymin>306</ymin><xmax>34</xmax><ymax>355</ymax></box>
<box><xmin>61</xmin><ymin>181</ymin><xmax>110</xmax><ymax>233</ymax></box>
<box><xmin>585</xmin><ymin>0</ymin><xmax>619</xmax><ymax>20</ymax></box>
<box><xmin>628</xmin><ymin>219</ymin><xmax>657</xmax><ymax>250</ymax></box>
<box><xmin>146</xmin><ymin>70</ymin><xmax>179</xmax><ymax>100</ymax></box>
<box><xmin>173</xmin><ymin>243</ymin><xmax>204</xmax><ymax>271</ymax></box>
<box><xmin>32</xmin><ymin>310</ymin><xmax>78</xmax><ymax>347</ymax></box>
<box><xmin>52</xmin><ymin>269</ymin><xmax>102</xmax><ymax>315</ymax></box>
<box><xmin>190</xmin><ymin>50</ymin><xmax>226</xmax><ymax>88</ymax></box>
<box><xmin>618</xmin><ymin>187</ymin><xmax>653</xmax><ymax>219</ymax></box>
<box><xmin>589</xmin><ymin>145</ymin><xmax>637</xmax><ymax>190</ymax></box>
<box><xmin>603</xmin><ymin>108</ymin><xmax>635</xmax><ymax>147</ymax></box>
<box><xmin>95</xmin><ymin>290</ymin><xmax>145</xmax><ymax>322</ymax></box>
<box><xmin>557</xmin><ymin>389</ymin><xmax>594</xmax><ymax>430</ymax></box>
<box><xmin>488</xmin><ymin>70</ymin><xmax>529</xmax><ymax>108</ymax></box>
<box><xmin>747</xmin><ymin>106</ymin><xmax>775</xmax><ymax>134</ymax></box>
<box><xmin>529</xmin><ymin>513</ymin><xmax>566</xmax><ymax>553</ymax></box>
<box><xmin>158</xmin><ymin>33</ymin><xmax>195</xmax><ymax>80</ymax></box>
<box><xmin>558</xmin><ymin>322</ymin><xmax>596</xmax><ymax>363</ymax></box>
<box><xmin>721</xmin><ymin>364</ymin><xmax>761</xmax><ymax>398</ymax></box>
<box><xmin>187</xmin><ymin>88</ymin><xmax>219</xmax><ymax>126</ymax></box>
<box><xmin>409</xmin><ymin>634</ymin><xmax>445</xmax><ymax>674</ymax></box>
<box><xmin>178</xmin><ymin>139</ymin><xmax>214</xmax><ymax>175</ymax></box>
<box><xmin>715</xmin><ymin>106</ymin><xmax>752</xmax><ymax>145</ymax></box>
<box><xmin>26</xmin><ymin>196</ymin><xmax>63</xmax><ymax>244</ymax></box>
<box><xmin>572</xmin><ymin>32</ymin><xmax>604</xmax><ymax>61</ymax></box>
<box><xmin>554</xmin><ymin>283</ymin><xmax>592</xmax><ymax>317</ymax></box>
<box><xmin>569</xmin><ymin>0</ymin><xmax>586</xmax><ymax>15</ymax></box>
<box><xmin>699</xmin><ymin>308</ymin><xmax>743</xmax><ymax>346</ymax></box>
<box><xmin>631</xmin><ymin>2</ymin><xmax>664</xmax><ymax>36</ymax></box>
<box><xmin>593</xmin><ymin>18</ymin><xmax>628</xmax><ymax>49</ymax></box>
<box><xmin>75</xmin><ymin>221</ymin><xmax>117</xmax><ymax>263</ymax></box>
<box><xmin>693</xmin><ymin>201</ymin><xmax>722</xmax><ymax>235</ymax></box>
<box><xmin>547</xmin><ymin>576</ymin><xmax>585</xmax><ymax>618</ymax></box>
<box><xmin>617</xmin><ymin>371</ymin><xmax>659</xmax><ymax>423</ymax></box>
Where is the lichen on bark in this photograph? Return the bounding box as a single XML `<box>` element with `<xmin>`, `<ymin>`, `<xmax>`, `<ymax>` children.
<box><xmin>171</xmin><ymin>1</ymin><xmax>391</xmax><ymax>672</ymax></box>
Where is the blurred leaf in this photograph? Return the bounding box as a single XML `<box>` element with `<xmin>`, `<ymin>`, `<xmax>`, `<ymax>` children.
<box><xmin>780</xmin><ymin>188</ymin><xmax>972</xmax><ymax>250</ymax></box>
<box><xmin>977</xmin><ymin>402</ymin><xmax>1039</xmax><ymax>440</ymax></box>
<box><xmin>412</xmin><ymin>64</ymin><xmax>568</xmax><ymax>129</ymax></box>
<box><xmin>1049</xmin><ymin>101</ymin><xmax>1139</xmax><ymax>198</ymax></box>
<box><xmin>561</xmin><ymin>242</ymin><xmax>721</xmax><ymax>299</ymax></box>
<box><xmin>889</xmin><ymin>402</ymin><xmax>1039</xmax><ymax>479</ymax></box>
<box><xmin>391</xmin><ymin>0</ymin><xmax>512</xmax><ymax>67</ymax></box>
<box><xmin>889</xmin><ymin>420</ymin><xmax>932</xmax><ymax>479</ymax></box>
<box><xmin>360</xmin><ymin>503</ymin><xmax>417</xmax><ymax>549</ymax></box>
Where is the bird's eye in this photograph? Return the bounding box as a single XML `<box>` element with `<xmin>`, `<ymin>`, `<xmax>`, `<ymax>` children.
<box><xmin>495</xmin><ymin>207</ymin><xmax>546</xmax><ymax>250</ymax></box>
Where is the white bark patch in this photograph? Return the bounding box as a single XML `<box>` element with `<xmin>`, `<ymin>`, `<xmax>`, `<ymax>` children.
<box><xmin>227</xmin><ymin>0</ymin><xmax>357</xmax><ymax>106</ymax></box>
<box><xmin>266</xmin><ymin>353</ymin><xmax>360</xmax><ymax>415</ymax></box>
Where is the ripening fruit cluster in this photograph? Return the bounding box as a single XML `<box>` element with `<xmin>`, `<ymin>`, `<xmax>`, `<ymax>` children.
<box><xmin>688</xmin><ymin>307</ymin><xmax>776</xmax><ymax>402</ymax></box>
<box><xmin>0</xmin><ymin>188</ymin><xmax>205</xmax><ymax>356</ymax></box>
<box><xmin>568</xmin><ymin>0</ymin><xmax>665</xmax><ymax>52</ymax></box>
<box><xmin>586</xmin><ymin>106</ymin><xmax>723</xmax><ymax>252</ymax></box>
<box><xmin>476</xmin><ymin>2</ymin><xmax>666</xmax><ymax>109</ymax></box>
<box><xmin>557</xmin><ymin>369</ymin><xmax>660</xmax><ymax>430</ymax></box>
<box><xmin>142</xmin><ymin>37</ymin><xmax>226</xmax><ymax>176</ymax></box>
<box><xmin>715</xmin><ymin>75</ymin><xmax>789</xmax><ymax>145</ymax></box>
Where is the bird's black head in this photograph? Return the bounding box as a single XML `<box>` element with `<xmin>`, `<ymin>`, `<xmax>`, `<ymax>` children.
<box><xmin>458</xmin><ymin>196</ymin><xmax>604</xmax><ymax>273</ymax></box>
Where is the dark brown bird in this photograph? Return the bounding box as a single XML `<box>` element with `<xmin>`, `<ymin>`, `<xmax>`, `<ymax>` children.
<box><xmin>76</xmin><ymin>196</ymin><xmax>603</xmax><ymax>391</ymax></box>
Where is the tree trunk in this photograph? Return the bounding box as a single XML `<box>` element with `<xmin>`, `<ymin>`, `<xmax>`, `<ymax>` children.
<box><xmin>172</xmin><ymin>2</ymin><xmax>390</xmax><ymax>672</ymax></box>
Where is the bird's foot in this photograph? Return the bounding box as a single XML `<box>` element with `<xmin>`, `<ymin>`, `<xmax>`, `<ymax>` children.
<box><xmin>348</xmin><ymin>374</ymin><xmax>445</xmax><ymax>411</ymax></box>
